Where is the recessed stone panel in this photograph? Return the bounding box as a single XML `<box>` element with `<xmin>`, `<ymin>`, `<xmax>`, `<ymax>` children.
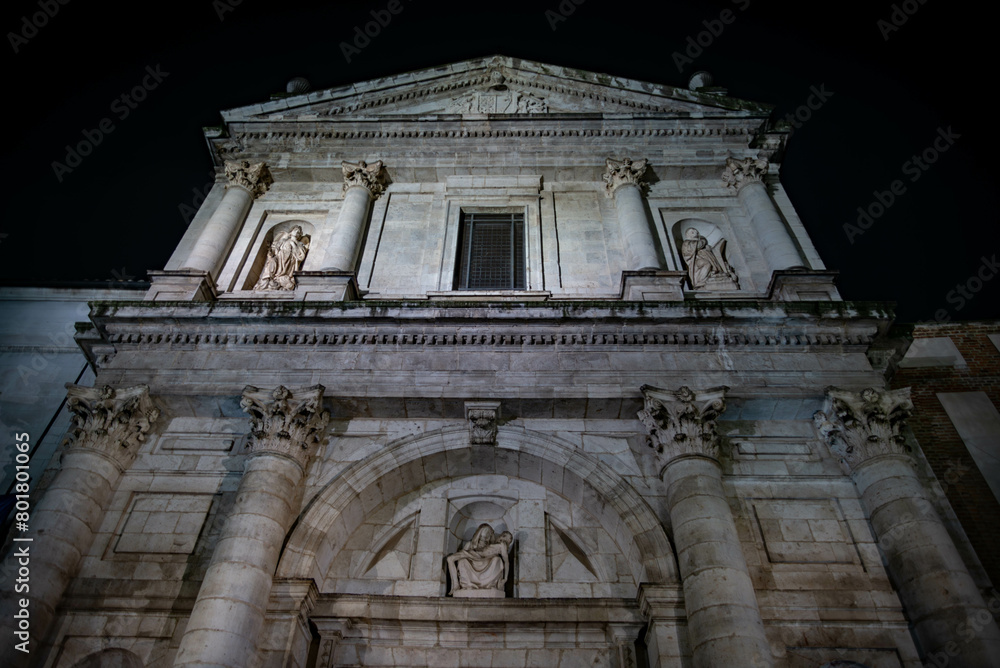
<box><xmin>751</xmin><ymin>498</ymin><xmax>857</xmax><ymax>565</ymax></box>
<box><xmin>114</xmin><ymin>493</ymin><xmax>214</xmax><ymax>555</ymax></box>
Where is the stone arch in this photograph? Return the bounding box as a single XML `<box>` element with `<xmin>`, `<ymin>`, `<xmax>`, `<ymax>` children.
<box><xmin>70</xmin><ymin>648</ymin><xmax>144</xmax><ymax>668</ymax></box>
<box><xmin>277</xmin><ymin>425</ymin><xmax>677</xmax><ymax>589</ymax></box>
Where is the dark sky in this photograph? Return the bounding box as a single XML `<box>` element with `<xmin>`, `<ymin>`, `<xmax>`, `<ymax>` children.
<box><xmin>1</xmin><ymin>0</ymin><xmax>994</xmax><ymax>323</ymax></box>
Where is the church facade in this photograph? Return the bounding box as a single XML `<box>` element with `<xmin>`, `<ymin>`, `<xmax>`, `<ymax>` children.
<box><xmin>4</xmin><ymin>56</ymin><xmax>1000</xmax><ymax>668</ymax></box>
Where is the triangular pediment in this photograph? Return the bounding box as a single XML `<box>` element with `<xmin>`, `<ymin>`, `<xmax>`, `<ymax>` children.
<box><xmin>220</xmin><ymin>55</ymin><xmax>771</xmax><ymax>124</ymax></box>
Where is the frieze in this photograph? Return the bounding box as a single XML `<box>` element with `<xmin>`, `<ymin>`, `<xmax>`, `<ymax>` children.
<box><xmin>214</xmin><ymin>126</ymin><xmax>753</xmax><ymax>149</ymax></box>
<box><xmin>101</xmin><ymin>328</ymin><xmax>875</xmax><ymax>348</ymax></box>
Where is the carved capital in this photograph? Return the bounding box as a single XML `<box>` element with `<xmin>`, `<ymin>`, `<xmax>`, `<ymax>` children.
<box><xmin>466</xmin><ymin>401</ymin><xmax>500</xmax><ymax>445</ymax></box>
<box><xmin>603</xmin><ymin>157</ymin><xmax>648</xmax><ymax>197</ymax></box>
<box><xmin>342</xmin><ymin>159</ymin><xmax>387</xmax><ymax>199</ymax></box>
<box><xmin>722</xmin><ymin>156</ymin><xmax>769</xmax><ymax>192</ymax></box>
<box><xmin>63</xmin><ymin>384</ymin><xmax>159</xmax><ymax>468</ymax></box>
<box><xmin>814</xmin><ymin>387</ymin><xmax>913</xmax><ymax>469</ymax></box>
<box><xmin>224</xmin><ymin>160</ymin><xmax>273</xmax><ymax>198</ymax></box>
<box><xmin>241</xmin><ymin>385</ymin><xmax>330</xmax><ymax>468</ymax></box>
<box><xmin>637</xmin><ymin>385</ymin><xmax>728</xmax><ymax>468</ymax></box>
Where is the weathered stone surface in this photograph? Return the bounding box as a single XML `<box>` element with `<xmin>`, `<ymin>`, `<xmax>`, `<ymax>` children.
<box><xmin>10</xmin><ymin>55</ymin><xmax>982</xmax><ymax>668</ymax></box>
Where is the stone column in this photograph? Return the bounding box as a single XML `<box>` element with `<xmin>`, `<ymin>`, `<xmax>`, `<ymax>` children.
<box><xmin>816</xmin><ymin>387</ymin><xmax>1000</xmax><ymax>667</ymax></box>
<box><xmin>321</xmin><ymin>159</ymin><xmax>387</xmax><ymax>271</ymax></box>
<box><xmin>0</xmin><ymin>385</ymin><xmax>157</xmax><ymax>666</ymax></box>
<box><xmin>174</xmin><ymin>385</ymin><xmax>328</xmax><ymax>668</ymax></box>
<box><xmin>604</xmin><ymin>157</ymin><xmax>660</xmax><ymax>271</ymax></box>
<box><xmin>182</xmin><ymin>160</ymin><xmax>273</xmax><ymax>278</ymax></box>
<box><xmin>638</xmin><ymin>385</ymin><xmax>773</xmax><ymax>668</ymax></box>
<box><xmin>722</xmin><ymin>157</ymin><xmax>804</xmax><ymax>272</ymax></box>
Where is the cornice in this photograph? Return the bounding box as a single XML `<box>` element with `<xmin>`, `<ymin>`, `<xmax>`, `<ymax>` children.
<box><xmin>78</xmin><ymin>302</ymin><xmax>890</xmax><ymax>370</ymax></box>
<box><xmin>249</xmin><ymin>70</ymin><xmax>767</xmax><ymax>121</ymax></box>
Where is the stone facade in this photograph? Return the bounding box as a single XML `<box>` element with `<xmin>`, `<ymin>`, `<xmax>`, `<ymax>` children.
<box><xmin>3</xmin><ymin>56</ymin><xmax>999</xmax><ymax>668</ymax></box>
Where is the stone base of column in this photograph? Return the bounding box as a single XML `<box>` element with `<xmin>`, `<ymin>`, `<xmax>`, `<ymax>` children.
<box><xmin>294</xmin><ymin>271</ymin><xmax>359</xmax><ymax>301</ymax></box>
<box><xmin>620</xmin><ymin>271</ymin><xmax>686</xmax><ymax>301</ymax></box>
<box><xmin>145</xmin><ymin>270</ymin><xmax>217</xmax><ymax>302</ymax></box>
<box><xmin>766</xmin><ymin>270</ymin><xmax>841</xmax><ymax>302</ymax></box>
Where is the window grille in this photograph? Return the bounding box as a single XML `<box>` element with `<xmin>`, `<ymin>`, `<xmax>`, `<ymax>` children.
<box><xmin>454</xmin><ymin>212</ymin><xmax>525</xmax><ymax>290</ymax></box>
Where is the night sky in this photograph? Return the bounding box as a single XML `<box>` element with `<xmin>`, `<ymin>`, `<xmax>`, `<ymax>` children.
<box><xmin>1</xmin><ymin>0</ymin><xmax>994</xmax><ymax>323</ymax></box>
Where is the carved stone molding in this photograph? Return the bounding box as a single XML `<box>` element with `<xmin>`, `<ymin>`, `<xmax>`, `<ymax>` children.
<box><xmin>341</xmin><ymin>160</ymin><xmax>387</xmax><ymax>199</ymax></box>
<box><xmin>603</xmin><ymin>157</ymin><xmax>648</xmax><ymax>197</ymax></box>
<box><xmin>224</xmin><ymin>160</ymin><xmax>273</xmax><ymax>198</ymax></box>
<box><xmin>722</xmin><ymin>156</ymin><xmax>769</xmax><ymax>192</ymax></box>
<box><xmin>814</xmin><ymin>386</ymin><xmax>913</xmax><ymax>469</ymax></box>
<box><xmin>63</xmin><ymin>384</ymin><xmax>160</xmax><ymax>468</ymax></box>
<box><xmin>465</xmin><ymin>401</ymin><xmax>501</xmax><ymax>445</ymax></box>
<box><xmin>241</xmin><ymin>385</ymin><xmax>330</xmax><ymax>468</ymax></box>
<box><xmin>637</xmin><ymin>385</ymin><xmax>728</xmax><ymax>468</ymax></box>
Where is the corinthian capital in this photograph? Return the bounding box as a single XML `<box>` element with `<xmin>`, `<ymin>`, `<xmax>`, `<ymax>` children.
<box><xmin>241</xmin><ymin>385</ymin><xmax>330</xmax><ymax>468</ymax></box>
<box><xmin>722</xmin><ymin>156</ymin><xmax>769</xmax><ymax>191</ymax></box>
<box><xmin>603</xmin><ymin>157</ymin><xmax>648</xmax><ymax>196</ymax></box>
<box><xmin>224</xmin><ymin>160</ymin><xmax>273</xmax><ymax>198</ymax></box>
<box><xmin>342</xmin><ymin>159</ymin><xmax>387</xmax><ymax>199</ymax></box>
<box><xmin>814</xmin><ymin>387</ymin><xmax>913</xmax><ymax>469</ymax></box>
<box><xmin>63</xmin><ymin>384</ymin><xmax>160</xmax><ymax>468</ymax></box>
<box><xmin>637</xmin><ymin>385</ymin><xmax>728</xmax><ymax>469</ymax></box>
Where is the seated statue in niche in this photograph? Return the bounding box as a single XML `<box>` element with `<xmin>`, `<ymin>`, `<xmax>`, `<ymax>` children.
<box><xmin>446</xmin><ymin>523</ymin><xmax>513</xmax><ymax>598</ymax></box>
<box><xmin>253</xmin><ymin>225</ymin><xmax>310</xmax><ymax>291</ymax></box>
<box><xmin>681</xmin><ymin>228</ymin><xmax>740</xmax><ymax>291</ymax></box>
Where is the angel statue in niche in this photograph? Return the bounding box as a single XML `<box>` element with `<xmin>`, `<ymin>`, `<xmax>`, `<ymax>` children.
<box><xmin>253</xmin><ymin>225</ymin><xmax>310</xmax><ymax>291</ymax></box>
<box><xmin>446</xmin><ymin>523</ymin><xmax>513</xmax><ymax>598</ymax></box>
<box><xmin>681</xmin><ymin>228</ymin><xmax>740</xmax><ymax>291</ymax></box>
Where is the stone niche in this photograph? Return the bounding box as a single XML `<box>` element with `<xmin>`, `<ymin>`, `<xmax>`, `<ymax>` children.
<box><xmin>323</xmin><ymin>474</ymin><xmax>637</xmax><ymax>599</ymax></box>
<box><xmin>241</xmin><ymin>219</ymin><xmax>317</xmax><ymax>291</ymax></box>
<box><xmin>670</xmin><ymin>217</ymin><xmax>745</xmax><ymax>292</ymax></box>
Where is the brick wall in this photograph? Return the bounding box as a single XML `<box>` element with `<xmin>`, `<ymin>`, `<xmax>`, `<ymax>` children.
<box><xmin>892</xmin><ymin>321</ymin><xmax>1000</xmax><ymax>588</ymax></box>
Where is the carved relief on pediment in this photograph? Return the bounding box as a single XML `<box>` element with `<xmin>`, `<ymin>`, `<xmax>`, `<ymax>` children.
<box><xmin>447</xmin><ymin>70</ymin><xmax>548</xmax><ymax>115</ymax></box>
